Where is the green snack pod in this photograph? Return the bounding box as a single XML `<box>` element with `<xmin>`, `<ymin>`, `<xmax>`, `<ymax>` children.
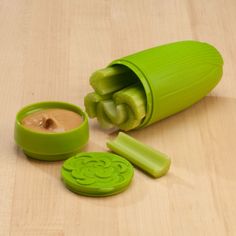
<box><xmin>14</xmin><ymin>101</ymin><xmax>89</xmax><ymax>161</ymax></box>
<box><xmin>85</xmin><ymin>41</ymin><xmax>223</xmax><ymax>130</ymax></box>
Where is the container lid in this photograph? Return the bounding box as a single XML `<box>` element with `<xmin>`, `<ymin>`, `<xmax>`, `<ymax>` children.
<box><xmin>61</xmin><ymin>152</ymin><xmax>134</xmax><ymax>197</ymax></box>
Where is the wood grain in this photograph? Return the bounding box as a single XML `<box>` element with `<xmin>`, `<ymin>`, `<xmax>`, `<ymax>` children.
<box><xmin>0</xmin><ymin>0</ymin><xmax>236</xmax><ymax>235</ymax></box>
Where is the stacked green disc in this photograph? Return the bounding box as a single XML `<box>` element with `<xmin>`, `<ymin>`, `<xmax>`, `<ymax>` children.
<box><xmin>61</xmin><ymin>152</ymin><xmax>134</xmax><ymax>197</ymax></box>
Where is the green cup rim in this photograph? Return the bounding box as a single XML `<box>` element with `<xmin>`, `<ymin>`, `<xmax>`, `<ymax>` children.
<box><xmin>16</xmin><ymin>101</ymin><xmax>89</xmax><ymax>136</ymax></box>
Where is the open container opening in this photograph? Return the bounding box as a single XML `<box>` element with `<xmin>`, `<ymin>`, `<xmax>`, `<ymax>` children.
<box><xmin>84</xmin><ymin>64</ymin><xmax>150</xmax><ymax>131</ymax></box>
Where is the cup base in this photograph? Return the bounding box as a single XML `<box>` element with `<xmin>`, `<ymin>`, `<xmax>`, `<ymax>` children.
<box><xmin>23</xmin><ymin>149</ymin><xmax>82</xmax><ymax>161</ymax></box>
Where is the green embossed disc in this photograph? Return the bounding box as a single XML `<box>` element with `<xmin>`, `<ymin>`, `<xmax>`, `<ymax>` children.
<box><xmin>61</xmin><ymin>152</ymin><xmax>134</xmax><ymax>197</ymax></box>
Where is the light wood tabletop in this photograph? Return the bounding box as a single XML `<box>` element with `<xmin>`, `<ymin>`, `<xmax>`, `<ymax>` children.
<box><xmin>0</xmin><ymin>0</ymin><xmax>236</xmax><ymax>235</ymax></box>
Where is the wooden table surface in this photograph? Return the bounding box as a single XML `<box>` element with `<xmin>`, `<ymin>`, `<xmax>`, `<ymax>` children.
<box><xmin>1</xmin><ymin>0</ymin><xmax>236</xmax><ymax>235</ymax></box>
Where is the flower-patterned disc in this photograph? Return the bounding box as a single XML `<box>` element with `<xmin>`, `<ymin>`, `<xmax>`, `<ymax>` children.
<box><xmin>61</xmin><ymin>152</ymin><xmax>134</xmax><ymax>197</ymax></box>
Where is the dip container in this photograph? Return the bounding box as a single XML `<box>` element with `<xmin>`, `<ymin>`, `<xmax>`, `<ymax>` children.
<box><xmin>14</xmin><ymin>101</ymin><xmax>89</xmax><ymax>161</ymax></box>
<box><xmin>108</xmin><ymin>40</ymin><xmax>223</xmax><ymax>129</ymax></box>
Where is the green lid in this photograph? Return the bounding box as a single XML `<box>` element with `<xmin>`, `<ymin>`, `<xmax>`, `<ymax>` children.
<box><xmin>61</xmin><ymin>152</ymin><xmax>134</xmax><ymax>197</ymax></box>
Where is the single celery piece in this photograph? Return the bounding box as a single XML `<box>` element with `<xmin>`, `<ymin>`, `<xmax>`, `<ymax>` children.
<box><xmin>90</xmin><ymin>66</ymin><xmax>137</xmax><ymax>95</ymax></box>
<box><xmin>117</xmin><ymin>105</ymin><xmax>142</xmax><ymax>131</ymax></box>
<box><xmin>107</xmin><ymin>132</ymin><xmax>171</xmax><ymax>178</ymax></box>
<box><xmin>101</xmin><ymin>100</ymin><xmax>128</xmax><ymax>125</ymax></box>
<box><xmin>84</xmin><ymin>92</ymin><xmax>103</xmax><ymax>118</ymax></box>
<box><xmin>113</xmin><ymin>84</ymin><xmax>146</xmax><ymax>121</ymax></box>
<box><xmin>84</xmin><ymin>92</ymin><xmax>111</xmax><ymax>118</ymax></box>
<box><xmin>96</xmin><ymin>102</ymin><xmax>115</xmax><ymax>129</ymax></box>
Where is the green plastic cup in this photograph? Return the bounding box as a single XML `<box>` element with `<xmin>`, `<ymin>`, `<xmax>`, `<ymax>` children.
<box><xmin>109</xmin><ymin>41</ymin><xmax>223</xmax><ymax>128</ymax></box>
<box><xmin>14</xmin><ymin>101</ymin><xmax>89</xmax><ymax>161</ymax></box>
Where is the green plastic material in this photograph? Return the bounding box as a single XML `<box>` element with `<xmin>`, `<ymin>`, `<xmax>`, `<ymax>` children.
<box><xmin>109</xmin><ymin>40</ymin><xmax>223</xmax><ymax>129</ymax></box>
<box><xmin>14</xmin><ymin>101</ymin><xmax>89</xmax><ymax>161</ymax></box>
<box><xmin>61</xmin><ymin>152</ymin><xmax>134</xmax><ymax>197</ymax></box>
<box><xmin>107</xmin><ymin>132</ymin><xmax>171</xmax><ymax>178</ymax></box>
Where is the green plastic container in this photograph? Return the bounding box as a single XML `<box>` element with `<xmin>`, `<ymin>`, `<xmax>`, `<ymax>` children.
<box><xmin>14</xmin><ymin>101</ymin><xmax>89</xmax><ymax>161</ymax></box>
<box><xmin>109</xmin><ymin>41</ymin><xmax>223</xmax><ymax>128</ymax></box>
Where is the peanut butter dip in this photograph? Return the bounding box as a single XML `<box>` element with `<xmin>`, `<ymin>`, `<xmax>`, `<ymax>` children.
<box><xmin>21</xmin><ymin>109</ymin><xmax>83</xmax><ymax>133</ymax></box>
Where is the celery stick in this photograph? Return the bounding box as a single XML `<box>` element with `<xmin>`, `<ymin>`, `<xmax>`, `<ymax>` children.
<box><xmin>107</xmin><ymin>132</ymin><xmax>171</xmax><ymax>178</ymax></box>
<box><xmin>96</xmin><ymin>102</ymin><xmax>116</xmax><ymax>129</ymax></box>
<box><xmin>90</xmin><ymin>66</ymin><xmax>137</xmax><ymax>95</ymax></box>
<box><xmin>84</xmin><ymin>92</ymin><xmax>103</xmax><ymax>118</ymax></box>
<box><xmin>101</xmin><ymin>100</ymin><xmax>128</xmax><ymax>125</ymax></box>
<box><xmin>117</xmin><ymin>105</ymin><xmax>142</xmax><ymax>131</ymax></box>
<box><xmin>113</xmin><ymin>84</ymin><xmax>146</xmax><ymax>120</ymax></box>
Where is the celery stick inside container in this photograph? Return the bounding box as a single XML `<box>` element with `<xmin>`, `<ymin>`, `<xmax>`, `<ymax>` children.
<box><xmin>84</xmin><ymin>41</ymin><xmax>223</xmax><ymax>131</ymax></box>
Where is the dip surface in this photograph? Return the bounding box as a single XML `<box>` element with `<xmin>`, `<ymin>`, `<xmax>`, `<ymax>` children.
<box><xmin>21</xmin><ymin>108</ymin><xmax>83</xmax><ymax>133</ymax></box>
